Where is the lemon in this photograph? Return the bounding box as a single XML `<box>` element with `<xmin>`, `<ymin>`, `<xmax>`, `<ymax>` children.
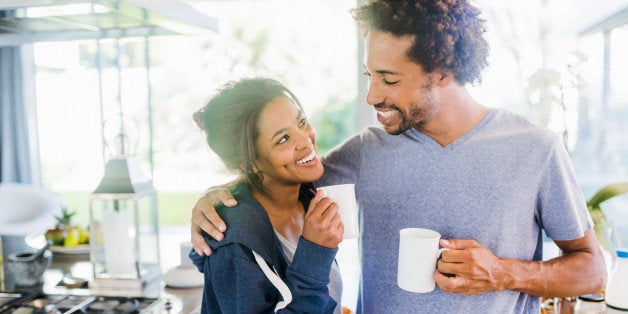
<box><xmin>77</xmin><ymin>226</ymin><xmax>90</xmax><ymax>244</ymax></box>
<box><xmin>64</xmin><ymin>227</ymin><xmax>80</xmax><ymax>247</ymax></box>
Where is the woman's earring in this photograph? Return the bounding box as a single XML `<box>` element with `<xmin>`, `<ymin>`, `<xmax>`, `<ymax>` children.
<box><xmin>251</xmin><ymin>165</ymin><xmax>263</xmax><ymax>183</ymax></box>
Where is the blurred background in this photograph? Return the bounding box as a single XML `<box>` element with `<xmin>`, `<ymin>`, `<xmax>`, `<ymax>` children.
<box><xmin>2</xmin><ymin>0</ymin><xmax>628</xmax><ymax>310</ymax></box>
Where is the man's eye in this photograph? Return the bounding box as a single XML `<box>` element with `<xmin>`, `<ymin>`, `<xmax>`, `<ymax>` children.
<box><xmin>298</xmin><ymin>118</ymin><xmax>307</xmax><ymax>127</ymax></box>
<box><xmin>277</xmin><ymin>135</ymin><xmax>289</xmax><ymax>145</ymax></box>
<box><xmin>383</xmin><ymin>79</ymin><xmax>399</xmax><ymax>85</ymax></box>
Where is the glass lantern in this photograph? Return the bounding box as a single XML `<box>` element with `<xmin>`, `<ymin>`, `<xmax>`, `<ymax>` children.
<box><xmin>88</xmin><ymin>155</ymin><xmax>161</xmax><ymax>294</ymax></box>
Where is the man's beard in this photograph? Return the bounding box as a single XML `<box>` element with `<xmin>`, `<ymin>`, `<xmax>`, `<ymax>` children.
<box><xmin>382</xmin><ymin>76</ymin><xmax>437</xmax><ymax>135</ymax></box>
<box><xmin>382</xmin><ymin>100</ymin><xmax>433</xmax><ymax>135</ymax></box>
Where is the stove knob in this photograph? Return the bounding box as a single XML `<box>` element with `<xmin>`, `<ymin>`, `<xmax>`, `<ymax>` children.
<box><xmin>164</xmin><ymin>298</ymin><xmax>173</xmax><ymax>310</ymax></box>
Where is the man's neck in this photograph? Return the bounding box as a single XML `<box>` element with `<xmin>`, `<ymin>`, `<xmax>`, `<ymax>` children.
<box><xmin>416</xmin><ymin>85</ymin><xmax>489</xmax><ymax>147</ymax></box>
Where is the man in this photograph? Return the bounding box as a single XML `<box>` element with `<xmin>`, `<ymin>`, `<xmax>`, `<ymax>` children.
<box><xmin>190</xmin><ymin>0</ymin><xmax>606</xmax><ymax>312</ymax></box>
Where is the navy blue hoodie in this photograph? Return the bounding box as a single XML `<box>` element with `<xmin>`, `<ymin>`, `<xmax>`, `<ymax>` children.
<box><xmin>189</xmin><ymin>183</ymin><xmax>338</xmax><ymax>313</ymax></box>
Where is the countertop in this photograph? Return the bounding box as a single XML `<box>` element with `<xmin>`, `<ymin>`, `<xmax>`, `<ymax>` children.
<box><xmin>1</xmin><ymin>234</ymin><xmax>203</xmax><ymax>313</ymax></box>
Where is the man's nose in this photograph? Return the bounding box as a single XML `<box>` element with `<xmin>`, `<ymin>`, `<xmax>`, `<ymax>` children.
<box><xmin>365</xmin><ymin>82</ymin><xmax>384</xmax><ymax>106</ymax></box>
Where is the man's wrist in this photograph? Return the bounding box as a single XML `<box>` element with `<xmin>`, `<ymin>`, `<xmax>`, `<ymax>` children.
<box><xmin>497</xmin><ymin>258</ymin><xmax>519</xmax><ymax>291</ymax></box>
<box><xmin>200</xmin><ymin>180</ymin><xmax>238</xmax><ymax>197</ymax></box>
<box><xmin>201</xmin><ymin>185</ymin><xmax>229</xmax><ymax>197</ymax></box>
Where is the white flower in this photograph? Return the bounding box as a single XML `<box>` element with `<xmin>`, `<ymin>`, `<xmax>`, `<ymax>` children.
<box><xmin>527</xmin><ymin>68</ymin><xmax>561</xmax><ymax>91</ymax></box>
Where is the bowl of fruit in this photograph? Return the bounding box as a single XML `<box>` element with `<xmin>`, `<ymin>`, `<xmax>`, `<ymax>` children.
<box><xmin>44</xmin><ymin>207</ymin><xmax>90</xmax><ymax>254</ymax></box>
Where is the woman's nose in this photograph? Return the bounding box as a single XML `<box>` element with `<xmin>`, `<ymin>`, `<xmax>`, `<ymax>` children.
<box><xmin>295</xmin><ymin>127</ymin><xmax>314</xmax><ymax>149</ymax></box>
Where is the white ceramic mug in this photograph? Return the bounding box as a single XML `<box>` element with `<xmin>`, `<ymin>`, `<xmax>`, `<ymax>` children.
<box><xmin>317</xmin><ymin>184</ymin><xmax>359</xmax><ymax>239</ymax></box>
<box><xmin>397</xmin><ymin>227</ymin><xmax>447</xmax><ymax>293</ymax></box>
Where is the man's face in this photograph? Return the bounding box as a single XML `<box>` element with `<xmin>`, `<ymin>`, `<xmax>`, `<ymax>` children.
<box><xmin>363</xmin><ymin>31</ymin><xmax>439</xmax><ymax>135</ymax></box>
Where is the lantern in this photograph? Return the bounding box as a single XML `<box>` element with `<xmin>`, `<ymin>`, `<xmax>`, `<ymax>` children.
<box><xmin>88</xmin><ymin>117</ymin><xmax>160</xmax><ymax>295</ymax></box>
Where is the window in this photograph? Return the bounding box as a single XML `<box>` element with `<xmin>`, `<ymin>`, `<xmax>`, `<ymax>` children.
<box><xmin>469</xmin><ymin>0</ymin><xmax>628</xmax><ymax>247</ymax></box>
<box><xmin>34</xmin><ymin>0</ymin><xmax>358</xmax><ymax>227</ymax></box>
<box><xmin>33</xmin><ymin>1</ymin><xmax>360</xmax><ymax>309</ymax></box>
<box><xmin>574</xmin><ymin>24</ymin><xmax>628</xmax><ymax>247</ymax></box>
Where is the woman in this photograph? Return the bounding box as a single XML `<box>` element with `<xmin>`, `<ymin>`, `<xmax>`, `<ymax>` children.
<box><xmin>189</xmin><ymin>77</ymin><xmax>344</xmax><ymax>313</ymax></box>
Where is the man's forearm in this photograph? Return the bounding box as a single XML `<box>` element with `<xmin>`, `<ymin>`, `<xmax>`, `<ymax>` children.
<box><xmin>502</xmin><ymin>243</ymin><xmax>605</xmax><ymax>297</ymax></box>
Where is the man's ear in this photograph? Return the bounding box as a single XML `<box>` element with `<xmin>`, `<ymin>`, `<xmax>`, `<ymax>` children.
<box><xmin>436</xmin><ymin>70</ymin><xmax>454</xmax><ymax>87</ymax></box>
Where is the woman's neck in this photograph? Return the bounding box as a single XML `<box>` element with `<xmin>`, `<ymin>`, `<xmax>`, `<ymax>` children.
<box><xmin>252</xmin><ymin>183</ymin><xmax>305</xmax><ymax>245</ymax></box>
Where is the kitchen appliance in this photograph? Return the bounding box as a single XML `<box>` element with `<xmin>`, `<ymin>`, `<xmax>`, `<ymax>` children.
<box><xmin>0</xmin><ymin>291</ymin><xmax>167</xmax><ymax>313</ymax></box>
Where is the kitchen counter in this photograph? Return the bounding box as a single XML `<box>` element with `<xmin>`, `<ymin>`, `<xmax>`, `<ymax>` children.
<box><xmin>1</xmin><ymin>234</ymin><xmax>203</xmax><ymax>313</ymax></box>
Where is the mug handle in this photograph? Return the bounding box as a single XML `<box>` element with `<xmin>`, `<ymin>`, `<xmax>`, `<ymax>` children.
<box><xmin>436</xmin><ymin>248</ymin><xmax>455</xmax><ymax>278</ymax></box>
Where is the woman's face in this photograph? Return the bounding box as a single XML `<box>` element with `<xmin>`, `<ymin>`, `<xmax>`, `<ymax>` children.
<box><xmin>253</xmin><ymin>95</ymin><xmax>323</xmax><ymax>187</ymax></box>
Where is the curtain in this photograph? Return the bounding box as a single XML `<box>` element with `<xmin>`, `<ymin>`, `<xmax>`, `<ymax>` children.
<box><xmin>0</xmin><ymin>45</ymin><xmax>34</xmax><ymax>184</ymax></box>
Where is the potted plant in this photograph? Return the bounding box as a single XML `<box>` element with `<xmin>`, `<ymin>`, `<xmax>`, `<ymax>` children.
<box><xmin>586</xmin><ymin>182</ymin><xmax>628</xmax><ymax>254</ymax></box>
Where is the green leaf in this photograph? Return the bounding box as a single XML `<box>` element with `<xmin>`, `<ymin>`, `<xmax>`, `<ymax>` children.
<box><xmin>586</xmin><ymin>182</ymin><xmax>628</xmax><ymax>210</ymax></box>
<box><xmin>55</xmin><ymin>206</ymin><xmax>76</xmax><ymax>225</ymax></box>
<box><xmin>586</xmin><ymin>182</ymin><xmax>628</xmax><ymax>253</ymax></box>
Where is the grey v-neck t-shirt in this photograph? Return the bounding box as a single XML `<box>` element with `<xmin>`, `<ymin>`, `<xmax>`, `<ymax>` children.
<box><xmin>318</xmin><ymin>108</ymin><xmax>592</xmax><ymax>313</ymax></box>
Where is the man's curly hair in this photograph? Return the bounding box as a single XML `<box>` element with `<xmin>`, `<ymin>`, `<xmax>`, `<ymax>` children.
<box><xmin>352</xmin><ymin>0</ymin><xmax>489</xmax><ymax>85</ymax></box>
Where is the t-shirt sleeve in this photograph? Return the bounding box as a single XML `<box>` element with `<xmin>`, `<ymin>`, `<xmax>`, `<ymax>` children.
<box><xmin>318</xmin><ymin>133</ymin><xmax>362</xmax><ymax>187</ymax></box>
<box><xmin>537</xmin><ymin>136</ymin><xmax>593</xmax><ymax>241</ymax></box>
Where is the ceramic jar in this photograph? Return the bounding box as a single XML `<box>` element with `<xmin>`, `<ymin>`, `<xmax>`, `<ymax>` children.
<box><xmin>6</xmin><ymin>249</ymin><xmax>52</xmax><ymax>287</ymax></box>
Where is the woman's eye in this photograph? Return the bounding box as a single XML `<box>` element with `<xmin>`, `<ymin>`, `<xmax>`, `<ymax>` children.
<box><xmin>298</xmin><ymin>118</ymin><xmax>307</xmax><ymax>127</ymax></box>
<box><xmin>277</xmin><ymin>135</ymin><xmax>289</xmax><ymax>145</ymax></box>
